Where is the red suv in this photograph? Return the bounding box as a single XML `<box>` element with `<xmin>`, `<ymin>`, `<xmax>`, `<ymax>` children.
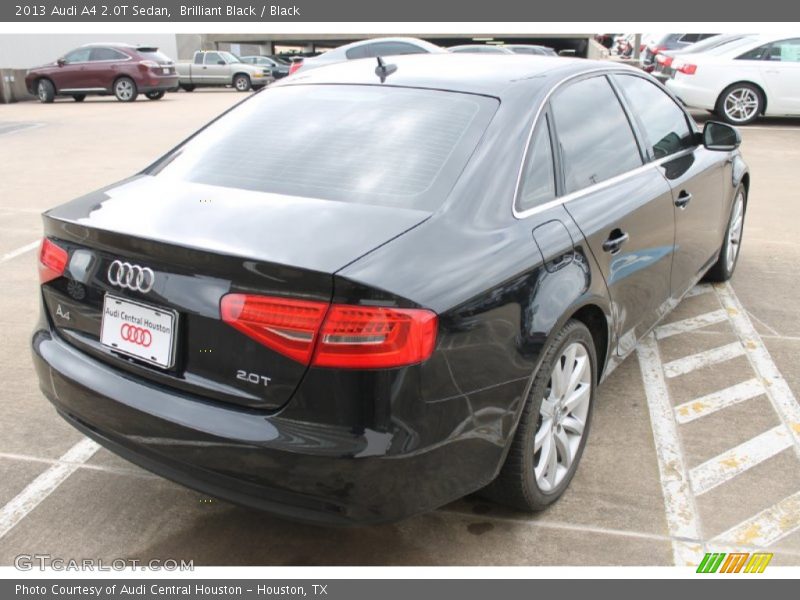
<box><xmin>25</xmin><ymin>43</ymin><xmax>179</xmax><ymax>103</ymax></box>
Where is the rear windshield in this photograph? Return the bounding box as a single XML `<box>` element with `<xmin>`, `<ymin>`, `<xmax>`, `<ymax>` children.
<box><xmin>150</xmin><ymin>85</ymin><xmax>498</xmax><ymax>210</ymax></box>
<box><xmin>139</xmin><ymin>50</ymin><xmax>172</xmax><ymax>64</ymax></box>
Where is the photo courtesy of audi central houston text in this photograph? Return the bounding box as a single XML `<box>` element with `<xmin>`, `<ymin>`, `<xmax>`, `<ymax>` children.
<box><xmin>29</xmin><ymin>51</ymin><xmax>751</xmax><ymax>526</ymax></box>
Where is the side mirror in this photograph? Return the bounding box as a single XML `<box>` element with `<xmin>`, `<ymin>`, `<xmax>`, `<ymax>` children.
<box><xmin>217</xmin><ymin>60</ymin><xmax>226</xmax><ymax>65</ymax></box>
<box><xmin>703</xmin><ymin>121</ymin><xmax>741</xmax><ymax>151</ymax></box>
<box><xmin>57</xmin><ymin>58</ymin><xmax>66</xmax><ymax>67</ymax></box>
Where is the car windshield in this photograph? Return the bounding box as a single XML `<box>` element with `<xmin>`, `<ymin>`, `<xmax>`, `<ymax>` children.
<box><xmin>219</xmin><ymin>51</ymin><xmax>242</xmax><ymax>63</ymax></box>
<box><xmin>150</xmin><ymin>85</ymin><xmax>498</xmax><ymax>210</ymax></box>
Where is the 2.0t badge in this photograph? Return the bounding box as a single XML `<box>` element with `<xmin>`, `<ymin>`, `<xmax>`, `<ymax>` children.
<box><xmin>107</xmin><ymin>260</ymin><xmax>155</xmax><ymax>293</ymax></box>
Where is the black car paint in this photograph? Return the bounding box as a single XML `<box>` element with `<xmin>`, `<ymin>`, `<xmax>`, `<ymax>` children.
<box><xmin>32</xmin><ymin>55</ymin><xmax>748</xmax><ymax>524</ymax></box>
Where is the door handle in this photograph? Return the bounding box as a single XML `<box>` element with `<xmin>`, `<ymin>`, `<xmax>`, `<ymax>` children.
<box><xmin>602</xmin><ymin>229</ymin><xmax>629</xmax><ymax>254</ymax></box>
<box><xmin>675</xmin><ymin>191</ymin><xmax>692</xmax><ymax>208</ymax></box>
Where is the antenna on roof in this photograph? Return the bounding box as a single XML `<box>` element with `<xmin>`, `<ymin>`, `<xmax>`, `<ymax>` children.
<box><xmin>374</xmin><ymin>56</ymin><xmax>397</xmax><ymax>83</ymax></box>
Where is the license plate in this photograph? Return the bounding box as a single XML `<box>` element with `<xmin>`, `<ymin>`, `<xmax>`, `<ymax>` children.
<box><xmin>100</xmin><ymin>294</ymin><xmax>177</xmax><ymax>369</ymax></box>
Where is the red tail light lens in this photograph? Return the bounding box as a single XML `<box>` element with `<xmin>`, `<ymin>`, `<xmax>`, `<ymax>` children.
<box><xmin>314</xmin><ymin>305</ymin><xmax>438</xmax><ymax>369</ymax></box>
<box><xmin>38</xmin><ymin>238</ymin><xmax>68</xmax><ymax>284</ymax></box>
<box><xmin>220</xmin><ymin>294</ymin><xmax>328</xmax><ymax>365</ymax></box>
<box><xmin>220</xmin><ymin>294</ymin><xmax>438</xmax><ymax>369</ymax></box>
<box><xmin>677</xmin><ymin>63</ymin><xmax>697</xmax><ymax>75</ymax></box>
<box><xmin>288</xmin><ymin>60</ymin><xmax>302</xmax><ymax>75</ymax></box>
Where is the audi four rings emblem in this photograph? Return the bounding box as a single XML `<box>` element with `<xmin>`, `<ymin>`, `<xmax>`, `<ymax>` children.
<box><xmin>120</xmin><ymin>324</ymin><xmax>152</xmax><ymax>348</ymax></box>
<box><xmin>107</xmin><ymin>260</ymin><xmax>155</xmax><ymax>293</ymax></box>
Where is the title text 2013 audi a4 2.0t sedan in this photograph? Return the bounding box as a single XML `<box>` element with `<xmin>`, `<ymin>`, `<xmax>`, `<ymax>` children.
<box><xmin>32</xmin><ymin>54</ymin><xmax>749</xmax><ymax>525</ymax></box>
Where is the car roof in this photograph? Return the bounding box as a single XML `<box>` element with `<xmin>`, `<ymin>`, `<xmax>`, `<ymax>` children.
<box><xmin>278</xmin><ymin>53</ymin><xmax>639</xmax><ymax>98</ymax></box>
<box><xmin>78</xmin><ymin>42</ymin><xmax>153</xmax><ymax>49</ymax></box>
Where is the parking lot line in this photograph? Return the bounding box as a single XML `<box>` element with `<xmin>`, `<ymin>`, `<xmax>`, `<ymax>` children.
<box><xmin>655</xmin><ymin>309</ymin><xmax>728</xmax><ymax>340</ymax></box>
<box><xmin>689</xmin><ymin>425</ymin><xmax>792</xmax><ymax>496</ymax></box>
<box><xmin>683</xmin><ymin>284</ymin><xmax>713</xmax><ymax>299</ymax></box>
<box><xmin>662</xmin><ymin>342</ymin><xmax>745</xmax><ymax>378</ymax></box>
<box><xmin>715</xmin><ymin>282</ymin><xmax>800</xmax><ymax>458</ymax></box>
<box><xmin>674</xmin><ymin>378</ymin><xmax>765</xmax><ymax>424</ymax></box>
<box><xmin>712</xmin><ymin>490</ymin><xmax>800</xmax><ymax>548</ymax></box>
<box><xmin>636</xmin><ymin>334</ymin><xmax>704</xmax><ymax>566</ymax></box>
<box><xmin>0</xmin><ymin>240</ymin><xmax>39</xmax><ymax>264</ymax></box>
<box><xmin>0</xmin><ymin>438</ymin><xmax>99</xmax><ymax>540</ymax></box>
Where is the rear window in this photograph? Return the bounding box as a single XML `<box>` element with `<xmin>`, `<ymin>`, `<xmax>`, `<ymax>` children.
<box><xmin>138</xmin><ymin>50</ymin><xmax>172</xmax><ymax>64</ymax></box>
<box><xmin>151</xmin><ymin>85</ymin><xmax>498</xmax><ymax>210</ymax></box>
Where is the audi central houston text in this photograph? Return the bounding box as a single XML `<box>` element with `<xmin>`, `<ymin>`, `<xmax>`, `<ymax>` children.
<box><xmin>32</xmin><ymin>54</ymin><xmax>749</xmax><ymax>524</ymax></box>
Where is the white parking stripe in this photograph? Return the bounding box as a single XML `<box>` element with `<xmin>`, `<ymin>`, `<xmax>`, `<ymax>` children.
<box><xmin>655</xmin><ymin>309</ymin><xmax>728</xmax><ymax>340</ymax></box>
<box><xmin>715</xmin><ymin>282</ymin><xmax>800</xmax><ymax>458</ymax></box>
<box><xmin>674</xmin><ymin>378</ymin><xmax>765</xmax><ymax>424</ymax></box>
<box><xmin>0</xmin><ymin>438</ymin><xmax>99</xmax><ymax>540</ymax></box>
<box><xmin>636</xmin><ymin>334</ymin><xmax>704</xmax><ymax>566</ymax></box>
<box><xmin>683</xmin><ymin>283</ymin><xmax>714</xmax><ymax>299</ymax></box>
<box><xmin>0</xmin><ymin>240</ymin><xmax>39</xmax><ymax>264</ymax></box>
<box><xmin>713</xmin><ymin>490</ymin><xmax>800</xmax><ymax>548</ymax></box>
<box><xmin>690</xmin><ymin>426</ymin><xmax>792</xmax><ymax>496</ymax></box>
<box><xmin>663</xmin><ymin>342</ymin><xmax>745</xmax><ymax>378</ymax></box>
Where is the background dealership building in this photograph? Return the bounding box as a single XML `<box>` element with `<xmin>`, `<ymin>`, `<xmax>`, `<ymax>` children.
<box><xmin>0</xmin><ymin>32</ymin><xmax>603</xmax><ymax>101</ymax></box>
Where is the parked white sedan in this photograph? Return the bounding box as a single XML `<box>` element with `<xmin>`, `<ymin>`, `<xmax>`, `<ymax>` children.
<box><xmin>666</xmin><ymin>35</ymin><xmax>800</xmax><ymax>124</ymax></box>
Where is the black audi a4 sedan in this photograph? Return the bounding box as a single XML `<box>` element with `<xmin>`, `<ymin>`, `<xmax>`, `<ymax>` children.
<box><xmin>32</xmin><ymin>54</ymin><xmax>749</xmax><ymax>525</ymax></box>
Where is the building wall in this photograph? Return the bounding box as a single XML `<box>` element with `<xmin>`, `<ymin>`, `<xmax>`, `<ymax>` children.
<box><xmin>0</xmin><ymin>34</ymin><xmax>180</xmax><ymax>69</ymax></box>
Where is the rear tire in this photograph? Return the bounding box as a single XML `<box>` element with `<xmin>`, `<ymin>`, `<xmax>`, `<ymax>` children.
<box><xmin>180</xmin><ymin>84</ymin><xmax>195</xmax><ymax>92</ymax></box>
<box><xmin>145</xmin><ymin>90</ymin><xmax>165</xmax><ymax>100</ymax></box>
<box><xmin>715</xmin><ymin>83</ymin><xmax>763</xmax><ymax>126</ymax></box>
<box><xmin>72</xmin><ymin>94</ymin><xmax>86</xmax><ymax>102</ymax></box>
<box><xmin>483</xmin><ymin>319</ymin><xmax>596</xmax><ymax>511</ymax></box>
<box><xmin>36</xmin><ymin>79</ymin><xmax>55</xmax><ymax>103</ymax></box>
<box><xmin>233</xmin><ymin>74</ymin><xmax>251</xmax><ymax>92</ymax></box>
<box><xmin>113</xmin><ymin>77</ymin><xmax>138</xmax><ymax>102</ymax></box>
<box><xmin>705</xmin><ymin>186</ymin><xmax>746</xmax><ymax>282</ymax></box>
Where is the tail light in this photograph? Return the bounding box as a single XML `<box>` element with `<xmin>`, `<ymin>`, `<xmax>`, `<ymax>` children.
<box><xmin>139</xmin><ymin>60</ymin><xmax>160</xmax><ymax>70</ymax></box>
<box><xmin>38</xmin><ymin>238</ymin><xmax>68</xmax><ymax>284</ymax></box>
<box><xmin>677</xmin><ymin>63</ymin><xmax>697</xmax><ymax>75</ymax></box>
<box><xmin>656</xmin><ymin>54</ymin><xmax>674</xmax><ymax>67</ymax></box>
<box><xmin>288</xmin><ymin>60</ymin><xmax>302</xmax><ymax>75</ymax></box>
<box><xmin>220</xmin><ymin>294</ymin><xmax>438</xmax><ymax>369</ymax></box>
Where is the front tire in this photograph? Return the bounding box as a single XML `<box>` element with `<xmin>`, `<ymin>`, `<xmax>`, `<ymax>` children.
<box><xmin>716</xmin><ymin>83</ymin><xmax>763</xmax><ymax>126</ymax></box>
<box><xmin>485</xmin><ymin>319</ymin><xmax>596</xmax><ymax>511</ymax></box>
<box><xmin>233</xmin><ymin>74</ymin><xmax>251</xmax><ymax>92</ymax></box>
<box><xmin>145</xmin><ymin>90</ymin><xmax>165</xmax><ymax>100</ymax></box>
<box><xmin>36</xmin><ymin>79</ymin><xmax>55</xmax><ymax>103</ymax></box>
<box><xmin>705</xmin><ymin>186</ymin><xmax>746</xmax><ymax>282</ymax></box>
<box><xmin>113</xmin><ymin>77</ymin><xmax>138</xmax><ymax>102</ymax></box>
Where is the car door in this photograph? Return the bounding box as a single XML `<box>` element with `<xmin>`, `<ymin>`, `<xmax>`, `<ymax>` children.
<box><xmin>54</xmin><ymin>47</ymin><xmax>92</xmax><ymax>90</ymax></box>
<box><xmin>551</xmin><ymin>74</ymin><xmax>676</xmax><ymax>356</ymax></box>
<box><xmin>87</xmin><ymin>47</ymin><xmax>129</xmax><ymax>90</ymax></box>
<box><xmin>202</xmin><ymin>51</ymin><xmax>228</xmax><ymax>84</ymax></box>
<box><xmin>613</xmin><ymin>73</ymin><xmax>727</xmax><ymax>300</ymax></box>
<box><xmin>759</xmin><ymin>38</ymin><xmax>800</xmax><ymax>114</ymax></box>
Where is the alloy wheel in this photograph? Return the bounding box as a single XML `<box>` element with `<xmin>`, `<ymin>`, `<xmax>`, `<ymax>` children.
<box><xmin>726</xmin><ymin>192</ymin><xmax>745</xmax><ymax>272</ymax></box>
<box><xmin>534</xmin><ymin>341</ymin><xmax>592</xmax><ymax>492</ymax></box>
<box><xmin>115</xmin><ymin>79</ymin><xmax>134</xmax><ymax>101</ymax></box>
<box><xmin>723</xmin><ymin>88</ymin><xmax>759</xmax><ymax>124</ymax></box>
<box><xmin>38</xmin><ymin>81</ymin><xmax>48</xmax><ymax>101</ymax></box>
<box><xmin>235</xmin><ymin>76</ymin><xmax>250</xmax><ymax>91</ymax></box>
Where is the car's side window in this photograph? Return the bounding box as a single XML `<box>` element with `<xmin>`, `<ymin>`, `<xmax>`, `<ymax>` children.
<box><xmin>372</xmin><ymin>42</ymin><xmax>427</xmax><ymax>56</ymax></box>
<box><xmin>204</xmin><ymin>52</ymin><xmax>224</xmax><ymax>65</ymax></box>
<box><xmin>737</xmin><ymin>44</ymin><xmax>770</xmax><ymax>60</ymax></box>
<box><xmin>89</xmin><ymin>48</ymin><xmax>127</xmax><ymax>61</ymax></box>
<box><xmin>615</xmin><ymin>74</ymin><xmax>694</xmax><ymax>160</ymax></box>
<box><xmin>517</xmin><ymin>116</ymin><xmax>557</xmax><ymax>212</ymax></box>
<box><xmin>345</xmin><ymin>45</ymin><xmax>372</xmax><ymax>60</ymax></box>
<box><xmin>193</xmin><ymin>53</ymin><xmax>204</xmax><ymax>65</ymax></box>
<box><xmin>767</xmin><ymin>39</ymin><xmax>800</xmax><ymax>62</ymax></box>
<box><xmin>550</xmin><ymin>76</ymin><xmax>643</xmax><ymax>194</ymax></box>
<box><xmin>64</xmin><ymin>48</ymin><xmax>91</xmax><ymax>63</ymax></box>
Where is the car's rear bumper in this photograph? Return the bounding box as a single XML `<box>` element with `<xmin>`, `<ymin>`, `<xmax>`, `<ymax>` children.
<box><xmin>139</xmin><ymin>75</ymin><xmax>180</xmax><ymax>93</ymax></box>
<box><xmin>665</xmin><ymin>76</ymin><xmax>718</xmax><ymax>111</ymax></box>
<box><xmin>32</xmin><ymin>327</ymin><xmax>497</xmax><ymax>525</ymax></box>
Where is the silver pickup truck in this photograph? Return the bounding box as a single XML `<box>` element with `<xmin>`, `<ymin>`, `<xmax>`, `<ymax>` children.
<box><xmin>177</xmin><ymin>50</ymin><xmax>274</xmax><ymax>92</ymax></box>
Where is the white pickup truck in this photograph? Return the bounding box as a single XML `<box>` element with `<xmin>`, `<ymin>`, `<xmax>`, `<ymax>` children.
<box><xmin>177</xmin><ymin>50</ymin><xmax>274</xmax><ymax>92</ymax></box>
